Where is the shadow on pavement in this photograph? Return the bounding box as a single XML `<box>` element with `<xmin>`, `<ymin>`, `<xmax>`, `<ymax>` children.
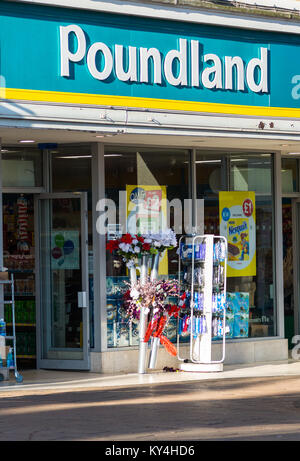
<box><xmin>0</xmin><ymin>375</ymin><xmax>300</xmax><ymax>440</ymax></box>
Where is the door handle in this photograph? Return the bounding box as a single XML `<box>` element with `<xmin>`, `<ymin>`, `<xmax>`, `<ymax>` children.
<box><xmin>78</xmin><ymin>291</ymin><xmax>88</xmax><ymax>308</ymax></box>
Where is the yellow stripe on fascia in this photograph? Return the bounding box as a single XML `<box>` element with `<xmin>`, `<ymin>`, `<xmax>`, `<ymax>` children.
<box><xmin>3</xmin><ymin>87</ymin><xmax>300</xmax><ymax>119</ymax></box>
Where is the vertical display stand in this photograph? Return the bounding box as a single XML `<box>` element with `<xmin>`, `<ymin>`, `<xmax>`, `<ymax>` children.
<box><xmin>177</xmin><ymin>234</ymin><xmax>228</xmax><ymax>372</ymax></box>
<box><xmin>0</xmin><ymin>274</ymin><xmax>23</xmax><ymax>383</ymax></box>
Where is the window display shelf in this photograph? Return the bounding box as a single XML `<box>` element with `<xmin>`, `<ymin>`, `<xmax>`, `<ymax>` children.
<box><xmin>9</xmin><ymin>270</ymin><xmax>34</xmax><ymax>274</ymax></box>
<box><xmin>7</xmin><ymin>323</ymin><xmax>36</xmax><ymax>327</ymax></box>
<box><xmin>17</xmin><ymin>355</ymin><xmax>36</xmax><ymax>359</ymax></box>
<box><xmin>14</xmin><ymin>294</ymin><xmax>35</xmax><ymax>298</ymax></box>
<box><xmin>181</xmin><ymin>259</ymin><xmax>222</xmax><ymax>266</ymax></box>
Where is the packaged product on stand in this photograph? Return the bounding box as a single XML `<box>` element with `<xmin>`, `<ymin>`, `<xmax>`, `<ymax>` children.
<box><xmin>0</xmin><ymin>319</ymin><xmax>6</xmax><ymax>336</ymax></box>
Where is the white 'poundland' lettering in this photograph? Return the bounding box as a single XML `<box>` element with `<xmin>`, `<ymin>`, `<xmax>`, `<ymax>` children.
<box><xmin>59</xmin><ymin>24</ymin><xmax>269</xmax><ymax>94</ymax></box>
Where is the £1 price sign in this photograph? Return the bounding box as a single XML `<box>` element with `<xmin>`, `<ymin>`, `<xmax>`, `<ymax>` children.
<box><xmin>243</xmin><ymin>198</ymin><xmax>253</xmax><ymax>217</ymax></box>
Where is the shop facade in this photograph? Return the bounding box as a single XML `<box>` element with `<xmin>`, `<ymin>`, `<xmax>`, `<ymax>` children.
<box><xmin>1</xmin><ymin>0</ymin><xmax>300</xmax><ymax>372</ymax></box>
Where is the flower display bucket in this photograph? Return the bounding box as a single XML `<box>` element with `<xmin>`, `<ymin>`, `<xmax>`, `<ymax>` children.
<box><xmin>129</xmin><ymin>266</ymin><xmax>137</xmax><ymax>285</ymax></box>
<box><xmin>150</xmin><ymin>253</ymin><xmax>160</xmax><ymax>281</ymax></box>
<box><xmin>148</xmin><ymin>336</ymin><xmax>160</xmax><ymax>369</ymax></box>
<box><xmin>138</xmin><ymin>255</ymin><xmax>150</xmax><ymax>374</ymax></box>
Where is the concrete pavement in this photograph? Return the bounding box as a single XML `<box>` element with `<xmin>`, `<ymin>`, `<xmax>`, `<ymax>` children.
<box><xmin>1</xmin><ymin>360</ymin><xmax>300</xmax><ymax>441</ymax></box>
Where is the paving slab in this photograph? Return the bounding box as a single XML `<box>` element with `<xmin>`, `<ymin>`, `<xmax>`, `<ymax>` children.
<box><xmin>1</xmin><ymin>359</ymin><xmax>300</xmax><ymax>393</ymax></box>
<box><xmin>0</xmin><ymin>360</ymin><xmax>300</xmax><ymax>441</ymax></box>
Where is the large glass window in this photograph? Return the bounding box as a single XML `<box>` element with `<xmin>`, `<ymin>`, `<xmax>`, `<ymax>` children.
<box><xmin>281</xmin><ymin>157</ymin><xmax>299</xmax><ymax>194</ymax></box>
<box><xmin>196</xmin><ymin>151</ymin><xmax>275</xmax><ymax>339</ymax></box>
<box><xmin>105</xmin><ymin>147</ymin><xmax>276</xmax><ymax>348</ymax></box>
<box><xmin>196</xmin><ymin>154</ymin><xmax>227</xmax><ymax>236</ymax></box>
<box><xmin>105</xmin><ymin>146</ymin><xmax>190</xmax><ymax>348</ymax></box>
<box><xmin>51</xmin><ymin>146</ymin><xmax>92</xmax><ymax>192</ymax></box>
<box><xmin>2</xmin><ymin>148</ymin><xmax>42</xmax><ymax>188</ymax></box>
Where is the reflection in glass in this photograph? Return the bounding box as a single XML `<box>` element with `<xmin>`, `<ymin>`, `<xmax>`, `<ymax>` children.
<box><xmin>281</xmin><ymin>158</ymin><xmax>299</xmax><ymax>194</ymax></box>
<box><xmin>230</xmin><ymin>155</ymin><xmax>272</xmax><ymax>194</ymax></box>
<box><xmin>2</xmin><ymin>148</ymin><xmax>43</xmax><ymax>187</ymax></box>
<box><xmin>196</xmin><ymin>151</ymin><xmax>275</xmax><ymax>339</ymax></box>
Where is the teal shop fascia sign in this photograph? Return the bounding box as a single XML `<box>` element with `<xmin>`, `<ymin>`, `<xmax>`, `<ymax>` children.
<box><xmin>1</xmin><ymin>1</ymin><xmax>300</xmax><ymax>117</ymax></box>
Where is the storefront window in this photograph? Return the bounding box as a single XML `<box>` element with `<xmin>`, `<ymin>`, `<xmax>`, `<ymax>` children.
<box><xmin>51</xmin><ymin>146</ymin><xmax>92</xmax><ymax>192</ymax></box>
<box><xmin>230</xmin><ymin>155</ymin><xmax>272</xmax><ymax>194</ymax></box>
<box><xmin>104</xmin><ymin>146</ymin><xmax>190</xmax><ymax>348</ymax></box>
<box><xmin>196</xmin><ymin>154</ymin><xmax>227</xmax><ymax>235</ymax></box>
<box><xmin>281</xmin><ymin>158</ymin><xmax>299</xmax><ymax>194</ymax></box>
<box><xmin>196</xmin><ymin>151</ymin><xmax>275</xmax><ymax>339</ymax></box>
<box><xmin>1</xmin><ymin>148</ymin><xmax>42</xmax><ymax>187</ymax></box>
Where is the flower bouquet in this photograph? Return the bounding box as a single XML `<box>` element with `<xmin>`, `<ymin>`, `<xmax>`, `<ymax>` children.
<box><xmin>122</xmin><ymin>278</ymin><xmax>180</xmax><ymax>364</ymax></box>
<box><xmin>106</xmin><ymin>228</ymin><xmax>178</xmax><ymax>372</ymax></box>
<box><xmin>123</xmin><ymin>278</ymin><xmax>179</xmax><ymax>321</ymax></box>
<box><xmin>106</xmin><ymin>229</ymin><xmax>177</xmax><ymax>269</ymax></box>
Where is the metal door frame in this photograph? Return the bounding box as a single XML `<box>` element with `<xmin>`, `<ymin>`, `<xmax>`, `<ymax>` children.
<box><xmin>34</xmin><ymin>192</ymin><xmax>90</xmax><ymax>370</ymax></box>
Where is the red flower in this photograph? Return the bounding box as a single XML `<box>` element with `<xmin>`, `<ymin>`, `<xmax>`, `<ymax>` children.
<box><xmin>136</xmin><ymin>235</ymin><xmax>144</xmax><ymax>243</ymax></box>
<box><xmin>123</xmin><ymin>289</ymin><xmax>131</xmax><ymax>300</ymax></box>
<box><xmin>142</xmin><ymin>243</ymin><xmax>151</xmax><ymax>251</ymax></box>
<box><xmin>168</xmin><ymin>305</ymin><xmax>180</xmax><ymax>318</ymax></box>
<box><xmin>121</xmin><ymin>233</ymin><xmax>133</xmax><ymax>244</ymax></box>
<box><xmin>106</xmin><ymin>239</ymin><xmax>119</xmax><ymax>253</ymax></box>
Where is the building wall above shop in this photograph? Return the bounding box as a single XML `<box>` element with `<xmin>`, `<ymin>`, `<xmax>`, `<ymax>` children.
<box><xmin>7</xmin><ymin>0</ymin><xmax>300</xmax><ymax>34</ymax></box>
<box><xmin>9</xmin><ymin>0</ymin><xmax>300</xmax><ymax>16</ymax></box>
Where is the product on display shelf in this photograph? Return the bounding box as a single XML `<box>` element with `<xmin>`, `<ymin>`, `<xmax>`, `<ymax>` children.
<box><xmin>11</xmin><ymin>300</ymin><xmax>36</xmax><ymax>324</ymax></box>
<box><xmin>4</xmin><ymin>255</ymin><xmax>35</xmax><ymax>271</ymax></box>
<box><xmin>225</xmin><ymin>312</ymin><xmax>235</xmax><ymax>339</ymax></box>
<box><xmin>166</xmin><ymin>318</ymin><xmax>177</xmax><ymax>343</ymax></box>
<box><xmin>106</xmin><ymin>279</ymin><xmax>141</xmax><ymax>347</ymax></box>
<box><xmin>180</xmin><ymin>243</ymin><xmax>206</xmax><ymax>261</ymax></box>
<box><xmin>8</xmin><ymin>276</ymin><xmax>35</xmax><ymax>297</ymax></box>
<box><xmin>226</xmin><ymin>292</ymin><xmax>249</xmax><ymax>338</ymax></box>
<box><xmin>177</xmin><ymin>235</ymin><xmax>228</xmax><ymax>370</ymax></box>
<box><xmin>16</xmin><ymin>195</ymin><xmax>30</xmax><ymax>254</ymax></box>
<box><xmin>233</xmin><ymin>313</ymin><xmax>249</xmax><ymax>338</ymax></box>
<box><xmin>0</xmin><ymin>319</ymin><xmax>6</xmax><ymax>336</ymax></box>
<box><xmin>18</xmin><ymin>331</ymin><xmax>36</xmax><ymax>356</ymax></box>
<box><xmin>212</xmin><ymin>316</ymin><xmax>223</xmax><ymax>339</ymax></box>
<box><xmin>6</xmin><ymin>347</ymin><xmax>13</xmax><ymax>368</ymax></box>
<box><xmin>107</xmin><ymin>302</ymin><xmax>118</xmax><ymax>322</ymax></box>
<box><xmin>116</xmin><ymin>320</ymin><xmax>130</xmax><ymax>347</ymax></box>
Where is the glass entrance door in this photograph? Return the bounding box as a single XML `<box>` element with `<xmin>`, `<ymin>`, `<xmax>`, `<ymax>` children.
<box><xmin>292</xmin><ymin>199</ymin><xmax>300</xmax><ymax>344</ymax></box>
<box><xmin>35</xmin><ymin>193</ymin><xmax>90</xmax><ymax>370</ymax></box>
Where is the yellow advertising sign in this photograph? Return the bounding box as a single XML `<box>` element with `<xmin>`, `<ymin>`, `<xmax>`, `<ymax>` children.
<box><xmin>219</xmin><ymin>191</ymin><xmax>256</xmax><ymax>277</ymax></box>
<box><xmin>126</xmin><ymin>185</ymin><xmax>168</xmax><ymax>275</ymax></box>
